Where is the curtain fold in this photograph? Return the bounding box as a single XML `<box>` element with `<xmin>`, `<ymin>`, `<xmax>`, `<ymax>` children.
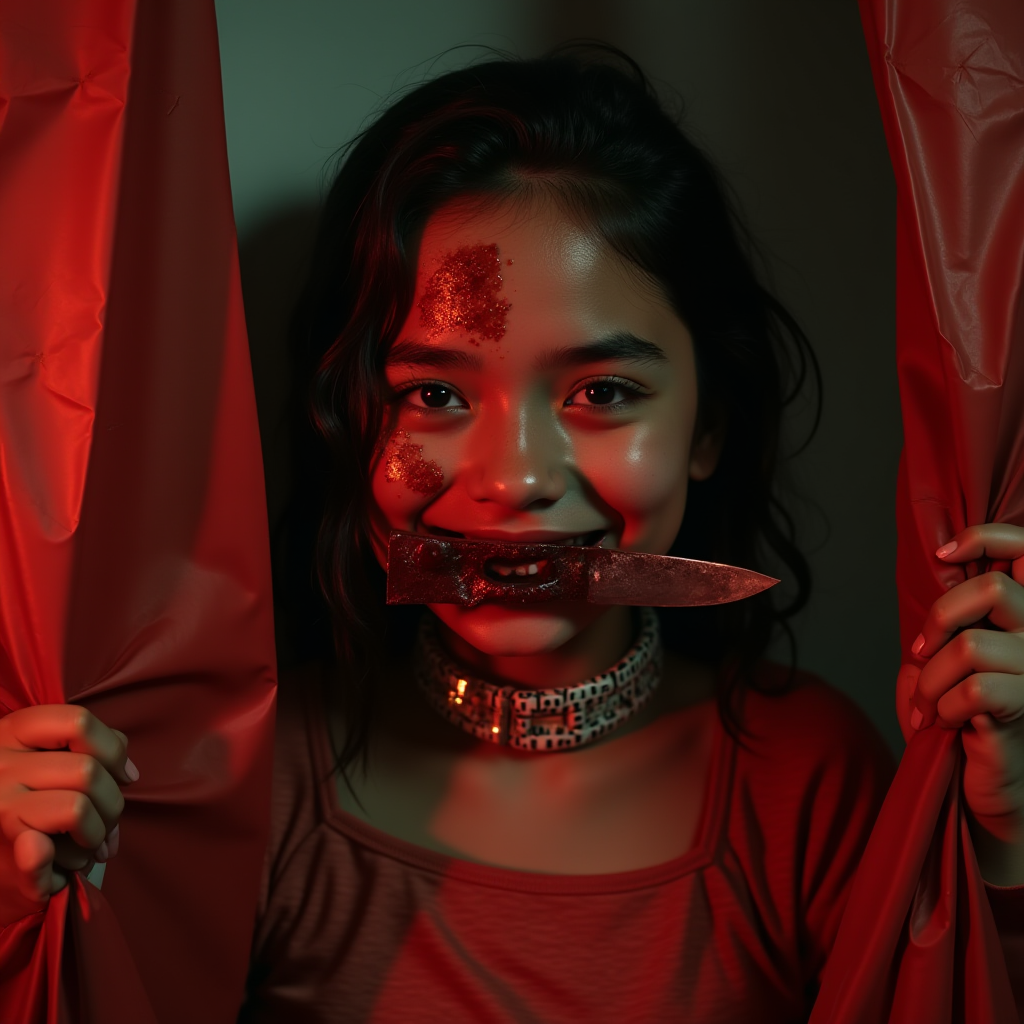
<box><xmin>0</xmin><ymin>2</ymin><xmax>277</xmax><ymax>1021</ymax></box>
<box><xmin>812</xmin><ymin>1</ymin><xmax>1024</xmax><ymax>1020</ymax></box>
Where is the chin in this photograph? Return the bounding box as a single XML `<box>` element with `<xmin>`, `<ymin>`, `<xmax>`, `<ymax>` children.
<box><xmin>429</xmin><ymin>601</ymin><xmax>598</xmax><ymax>657</ymax></box>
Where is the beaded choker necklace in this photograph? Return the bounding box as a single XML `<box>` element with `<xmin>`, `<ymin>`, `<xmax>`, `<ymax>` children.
<box><xmin>414</xmin><ymin>608</ymin><xmax>663</xmax><ymax>751</ymax></box>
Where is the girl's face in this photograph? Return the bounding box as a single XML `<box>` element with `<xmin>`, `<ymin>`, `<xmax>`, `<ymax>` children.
<box><xmin>370</xmin><ymin>195</ymin><xmax>719</xmax><ymax>658</ymax></box>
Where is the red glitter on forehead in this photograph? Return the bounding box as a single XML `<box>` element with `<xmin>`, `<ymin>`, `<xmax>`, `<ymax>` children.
<box><xmin>418</xmin><ymin>243</ymin><xmax>511</xmax><ymax>345</ymax></box>
<box><xmin>383</xmin><ymin>431</ymin><xmax>444</xmax><ymax>496</ymax></box>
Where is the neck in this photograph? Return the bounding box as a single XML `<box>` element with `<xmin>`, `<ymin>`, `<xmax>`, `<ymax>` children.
<box><xmin>435</xmin><ymin>605</ymin><xmax>635</xmax><ymax>688</ymax></box>
<box><xmin>417</xmin><ymin>607</ymin><xmax>662</xmax><ymax>751</ymax></box>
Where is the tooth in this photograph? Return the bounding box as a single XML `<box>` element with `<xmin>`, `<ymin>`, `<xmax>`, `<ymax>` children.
<box><xmin>496</xmin><ymin>566</ymin><xmax>513</xmax><ymax>577</ymax></box>
<box><xmin>515</xmin><ymin>566</ymin><xmax>528</xmax><ymax>576</ymax></box>
<box><xmin>527</xmin><ymin>563</ymin><xmax>539</xmax><ymax>575</ymax></box>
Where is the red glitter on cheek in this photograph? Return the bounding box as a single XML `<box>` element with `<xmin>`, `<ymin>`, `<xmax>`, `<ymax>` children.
<box><xmin>418</xmin><ymin>243</ymin><xmax>511</xmax><ymax>345</ymax></box>
<box><xmin>383</xmin><ymin>431</ymin><xmax>444</xmax><ymax>496</ymax></box>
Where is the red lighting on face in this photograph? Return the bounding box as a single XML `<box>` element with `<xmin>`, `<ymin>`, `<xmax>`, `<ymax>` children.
<box><xmin>418</xmin><ymin>243</ymin><xmax>511</xmax><ymax>345</ymax></box>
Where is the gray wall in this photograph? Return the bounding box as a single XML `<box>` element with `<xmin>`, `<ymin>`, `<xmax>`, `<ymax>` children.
<box><xmin>215</xmin><ymin>0</ymin><xmax>904</xmax><ymax>750</ymax></box>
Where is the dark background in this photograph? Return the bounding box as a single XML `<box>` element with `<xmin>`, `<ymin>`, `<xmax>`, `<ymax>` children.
<box><xmin>215</xmin><ymin>0</ymin><xmax>903</xmax><ymax>750</ymax></box>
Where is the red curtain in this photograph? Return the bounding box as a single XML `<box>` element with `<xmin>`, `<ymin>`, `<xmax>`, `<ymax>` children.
<box><xmin>812</xmin><ymin>1</ymin><xmax>1024</xmax><ymax>1021</ymax></box>
<box><xmin>0</xmin><ymin>2</ymin><xmax>277</xmax><ymax>1022</ymax></box>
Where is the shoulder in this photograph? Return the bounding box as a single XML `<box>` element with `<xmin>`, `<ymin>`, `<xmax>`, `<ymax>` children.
<box><xmin>727</xmin><ymin>663</ymin><xmax>897</xmax><ymax>848</ymax></box>
<box><xmin>721</xmin><ymin>667</ymin><xmax>898</xmax><ymax>980</ymax></box>
<box><xmin>738</xmin><ymin>662</ymin><xmax>895</xmax><ymax>779</ymax></box>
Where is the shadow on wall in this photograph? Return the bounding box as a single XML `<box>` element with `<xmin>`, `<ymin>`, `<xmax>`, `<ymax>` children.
<box><xmin>238</xmin><ymin>203</ymin><xmax>320</xmax><ymax>538</ymax></box>
<box><xmin>238</xmin><ymin>203</ymin><xmax>321</xmax><ymax>670</ymax></box>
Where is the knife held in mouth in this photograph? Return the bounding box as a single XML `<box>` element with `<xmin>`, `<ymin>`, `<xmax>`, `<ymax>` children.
<box><xmin>386</xmin><ymin>531</ymin><xmax>778</xmax><ymax>608</ymax></box>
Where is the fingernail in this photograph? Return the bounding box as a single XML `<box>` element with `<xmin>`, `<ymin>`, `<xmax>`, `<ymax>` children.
<box><xmin>95</xmin><ymin>841</ymin><xmax>110</xmax><ymax>863</ymax></box>
<box><xmin>125</xmin><ymin>758</ymin><xmax>140</xmax><ymax>782</ymax></box>
<box><xmin>935</xmin><ymin>541</ymin><xmax>958</xmax><ymax>558</ymax></box>
<box><xmin>108</xmin><ymin>825</ymin><xmax>120</xmax><ymax>858</ymax></box>
<box><xmin>911</xmin><ymin>634</ymin><xmax>926</xmax><ymax>655</ymax></box>
<box><xmin>910</xmin><ymin>707</ymin><xmax>924</xmax><ymax>730</ymax></box>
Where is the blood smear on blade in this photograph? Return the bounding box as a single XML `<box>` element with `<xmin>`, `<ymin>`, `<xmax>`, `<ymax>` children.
<box><xmin>418</xmin><ymin>243</ymin><xmax>511</xmax><ymax>345</ymax></box>
<box><xmin>384</xmin><ymin>431</ymin><xmax>444</xmax><ymax>495</ymax></box>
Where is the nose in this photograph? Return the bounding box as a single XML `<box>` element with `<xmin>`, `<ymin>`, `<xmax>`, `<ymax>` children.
<box><xmin>463</xmin><ymin>396</ymin><xmax>567</xmax><ymax>508</ymax></box>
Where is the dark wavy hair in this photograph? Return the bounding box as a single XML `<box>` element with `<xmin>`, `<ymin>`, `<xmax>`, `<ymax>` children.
<box><xmin>282</xmin><ymin>46</ymin><xmax>821</xmax><ymax>774</ymax></box>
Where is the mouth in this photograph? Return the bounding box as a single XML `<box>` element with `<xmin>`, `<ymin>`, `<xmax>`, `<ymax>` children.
<box><xmin>482</xmin><ymin>530</ymin><xmax>606</xmax><ymax>582</ymax></box>
<box><xmin>423</xmin><ymin>527</ymin><xmax>608</xmax><ymax>587</ymax></box>
<box><xmin>387</xmin><ymin>529</ymin><xmax>606</xmax><ymax>606</ymax></box>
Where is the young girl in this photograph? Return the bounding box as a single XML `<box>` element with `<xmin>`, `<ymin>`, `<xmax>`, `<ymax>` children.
<box><xmin>2</xmin><ymin>49</ymin><xmax>1022</xmax><ymax>1023</ymax></box>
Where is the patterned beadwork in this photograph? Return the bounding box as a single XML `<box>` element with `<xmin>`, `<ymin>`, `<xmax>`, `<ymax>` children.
<box><xmin>414</xmin><ymin>608</ymin><xmax>663</xmax><ymax>751</ymax></box>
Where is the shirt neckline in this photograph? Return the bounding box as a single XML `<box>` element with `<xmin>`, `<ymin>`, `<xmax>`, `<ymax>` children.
<box><xmin>306</xmin><ymin>678</ymin><xmax>735</xmax><ymax>896</ymax></box>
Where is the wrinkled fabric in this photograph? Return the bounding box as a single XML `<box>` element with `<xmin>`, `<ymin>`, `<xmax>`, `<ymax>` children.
<box><xmin>242</xmin><ymin>667</ymin><xmax>895</xmax><ymax>1023</ymax></box>
<box><xmin>0</xmin><ymin>2</ymin><xmax>277</xmax><ymax>1022</ymax></box>
<box><xmin>812</xmin><ymin>1</ymin><xmax>1024</xmax><ymax>1021</ymax></box>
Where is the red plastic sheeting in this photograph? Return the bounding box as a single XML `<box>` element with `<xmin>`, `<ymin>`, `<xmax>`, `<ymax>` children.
<box><xmin>0</xmin><ymin>2</ymin><xmax>277</xmax><ymax>1022</ymax></box>
<box><xmin>812</xmin><ymin>1</ymin><xmax>1024</xmax><ymax>1021</ymax></box>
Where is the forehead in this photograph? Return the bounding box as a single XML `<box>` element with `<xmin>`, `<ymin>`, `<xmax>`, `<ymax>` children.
<box><xmin>415</xmin><ymin>195</ymin><xmax>600</xmax><ymax>279</ymax></box>
<box><xmin>410</xmin><ymin>196</ymin><xmax>668</xmax><ymax>337</ymax></box>
<box><xmin>395</xmin><ymin>193</ymin><xmax>692</xmax><ymax>370</ymax></box>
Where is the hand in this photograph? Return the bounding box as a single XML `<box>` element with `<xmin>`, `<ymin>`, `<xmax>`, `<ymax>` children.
<box><xmin>0</xmin><ymin>705</ymin><xmax>138</xmax><ymax>927</ymax></box>
<box><xmin>894</xmin><ymin>523</ymin><xmax>1024</xmax><ymax>885</ymax></box>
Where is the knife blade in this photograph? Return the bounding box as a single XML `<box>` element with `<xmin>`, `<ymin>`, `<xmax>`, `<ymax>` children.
<box><xmin>386</xmin><ymin>531</ymin><xmax>778</xmax><ymax>608</ymax></box>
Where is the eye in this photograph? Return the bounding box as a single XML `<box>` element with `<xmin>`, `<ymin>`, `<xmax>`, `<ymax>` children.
<box><xmin>564</xmin><ymin>377</ymin><xmax>649</xmax><ymax>409</ymax></box>
<box><xmin>575</xmin><ymin>383</ymin><xmax>619</xmax><ymax>406</ymax></box>
<box><xmin>400</xmin><ymin>382</ymin><xmax>467</xmax><ymax>410</ymax></box>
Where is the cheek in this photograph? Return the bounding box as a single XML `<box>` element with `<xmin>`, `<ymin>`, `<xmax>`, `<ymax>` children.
<box><xmin>371</xmin><ymin>430</ymin><xmax>446</xmax><ymax>527</ymax></box>
<box><xmin>577</xmin><ymin>421</ymin><xmax>691</xmax><ymax>552</ymax></box>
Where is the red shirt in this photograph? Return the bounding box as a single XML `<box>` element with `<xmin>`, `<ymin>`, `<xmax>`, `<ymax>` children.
<box><xmin>240</xmin><ymin>669</ymin><xmax>898</xmax><ymax>1023</ymax></box>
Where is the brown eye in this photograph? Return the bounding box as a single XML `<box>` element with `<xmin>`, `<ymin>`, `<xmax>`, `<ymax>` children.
<box><xmin>401</xmin><ymin>382</ymin><xmax>467</xmax><ymax>410</ymax></box>
<box><xmin>565</xmin><ymin>378</ymin><xmax>647</xmax><ymax>408</ymax></box>
<box><xmin>420</xmin><ymin>384</ymin><xmax>453</xmax><ymax>408</ymax></box>
<box><xmin>584</xmin><ymin>384</ymin><xmax>617</xmax><ymax>405</ymax></box>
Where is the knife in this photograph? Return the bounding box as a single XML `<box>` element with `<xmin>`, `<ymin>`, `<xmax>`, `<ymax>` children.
<box><xmin>386</xmin><ymin>531</ymin><xmax>778</xmax><ymax>608</ymax></box>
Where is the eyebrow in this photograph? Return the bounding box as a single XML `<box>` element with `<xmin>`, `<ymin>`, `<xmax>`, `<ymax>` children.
<box><xmin>386</xmin><ymin>331</ymin><xmax>668</xmax><ymax>372</ymax></box>
<box><xmin>533</xmin><ymin>332</ymin><xmax>669</xmax><ymax>371</ymax></box>
<box><xmin>386</xmin><ymin>339</ymin><xmax>483</xmax><ymax>370</ymax></box>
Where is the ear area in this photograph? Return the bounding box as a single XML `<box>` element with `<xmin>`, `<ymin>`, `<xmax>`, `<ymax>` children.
<box><xmin>688</xmin><ymin>411</ymin><xmax>726</xmax><ymax>482</ymax></box>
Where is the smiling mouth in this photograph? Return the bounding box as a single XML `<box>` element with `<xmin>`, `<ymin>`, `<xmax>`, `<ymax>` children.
<box><xmin>388</xmin><ymin>530</ymin><xmax>606</xmax><ymax>606</ymax></box>
<box><xmin>475</xmin><ymin>531</ymin><xmax>607</xmax><ymax>583</ymax></box>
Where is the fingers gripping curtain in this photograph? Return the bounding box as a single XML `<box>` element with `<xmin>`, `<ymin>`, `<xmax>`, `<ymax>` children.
<box><xmin>812</xmin><ymin>1</ymin><xmax>1024</xmax><ymax>1021</ymax></box>
<box><xmin>0</xmin><ymin>2</ymin><xmax>277</xmax><ymax>1022</ymax></box>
